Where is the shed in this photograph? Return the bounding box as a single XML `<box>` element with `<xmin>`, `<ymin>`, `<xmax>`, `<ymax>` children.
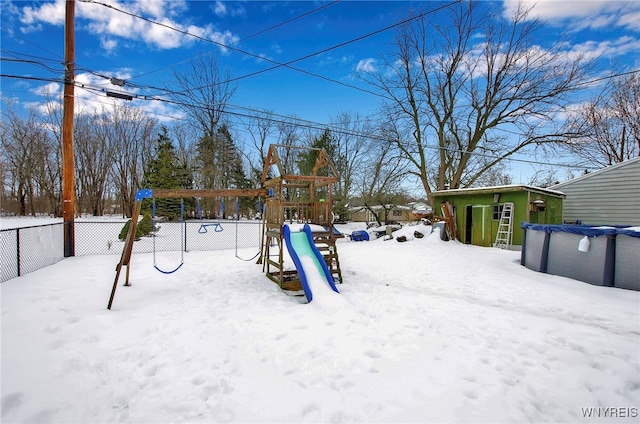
<box><xmin>549</xmin><ymin>157</ymin><xmax>640</xmax><ymax>226</ymax></box>
<box><xmin>430</xmin><ymin>185</ymin><xmax>565</xmax><ymax>248</ymax></box>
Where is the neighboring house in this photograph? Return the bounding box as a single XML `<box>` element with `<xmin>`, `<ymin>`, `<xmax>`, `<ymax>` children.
<box><xmin>549</xmin><ymin>157</ymin><xmax>640</xmax><ymax>226</ymax></box>
<box><xmin>430</xmin><ymin>185</ymin><xmax>565</xmax><ymax>248</ymax></box>
<box><xmin>348</xmin><ymin>205</ymin><xmax>412</xmax><ymax>223</ymax></box>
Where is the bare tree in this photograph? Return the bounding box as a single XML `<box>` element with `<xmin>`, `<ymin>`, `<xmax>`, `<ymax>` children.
<box><xmin>244</xmin><ymin>109</ymin><xmax>277</xmax><ymax>186</ymax></box>
<box><xmin>273</xmin><ymin>118</ymin><xmax>303</xmax><ymax>176</ymax></box>
<box><xmin>109</xmin><ymin>104</ymin><xmax>157</xmax><ymax>217</ymax></box>
<box><xmin>39</xmin><ymin>93</ymin><xmax>65</xmax><ymax>216</ymax></box>
<box><xmin>168</xmin><ymin>53</ymin><xmax>237</xmax><ymax>138</ymax></box>
<box><xmin>167</xmin><ymin>54</ymin><xmax>239</xmax><ymax>213</ymax></box>
<box><xmin>360</xmin><ymin>1</ymin><xmax>591</xmax><ymax>202</ymax></box>
<box><xmin>32</xmin><ymin>132</ymin><xmax>62</xmax><ymax>216</ymax></box>
<box><xmin>0</xmin><ymin>102</ymin><xmax>48</xmax><ymax>215</ymax></box>
<box><xmin>171</xmin><ymin>121</ymin><xmax>198</xmax><ymax>173</ymax></box>
<box><xmin>72</xmin><ymin>108</ymin><xmax>117</xmax><ymax>216</ymax></box>
<box><xmin>355</xmin><ymin>127</ymin><xmax>409</xmax><ymax>226</ymax></box>
<box><xmin>565</xmin><ymin>72</ymin><xmax>640</xmax><ymax>167</ymax></box>
<box><xmin>329</xmin><ymin>111</ymin><xmax>372</xmax><ymax>220</ymax></box>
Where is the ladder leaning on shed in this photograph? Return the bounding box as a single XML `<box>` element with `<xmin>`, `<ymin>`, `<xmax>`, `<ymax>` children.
<box><xmin>494</xmin><ymin>202</ymin><xmax>514</xmax><ymax>249</ymax></box>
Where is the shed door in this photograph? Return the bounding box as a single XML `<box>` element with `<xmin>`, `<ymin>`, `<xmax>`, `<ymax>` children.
<box><xmin>465</xmin><ymin>205</ymin><xmax>472</xmax><ymax>244</ymax></box>
<box><xmin>472</xmin><ymin>205</ymin><xmax>491</xmax><ymax>247</ymax></box>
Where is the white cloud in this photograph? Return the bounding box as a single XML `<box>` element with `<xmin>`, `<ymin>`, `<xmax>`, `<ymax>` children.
<box><xmin>503</xmin><ymin>0</ymin><xmax>640</xmax><ymax>33</ymax></box>
<box><xmin>18</xmin><ymin>69</ymin><xmax>181</xmax><ymax>124</ymax></box>
<box><xmin>213</xmin><ymin>1</ymin><xmax>227</xmax><ymax>17</ymax></box>
<box><xmin>212</xmin><ymin>1</ymin><xmax>245</xmax><ymax>18</ymax></box>
<box><xmin>20</xmin><ymin>0</ymin><xmax>64</xmax><ymax>25</ymax></box>
<box><xmin>19</xmin><ymin>24</ymin><xmax>42</xmax><ymax>34</ymax></box>
<box><xmin>100</xmin><ymin>37</ymin><xmax>119</xmax><ymax>55</ymax></box>
<box><xmin>30</xmin><ymin>82</ymin><xmax>61</xmax><ymax>97</ymax></box>
<box><xmin>618</xmin><ymin>9</ymin><xmax>640</xmax><ymax>32</ymax></box>
<box><xmin>568</xmin><ymin>36</ymin><xmax>640</xmax><ymax>61</ymax></box>
<box><xmin>16</xmin><ymin>0</ymin><xmax>238</xmax><ymax>52</ymax></box>
<box><xmin>253</xmin><ymin>53</ymin><xmax>272</xmax><ymax>64</ymax></box>
<box><xmin>356</xmin><ymin>58</ymin><xmax>377</xmax><ymax>73</ymax></box>
<box><xmin>318</xmin><ymin>55</ymin><xmax>354</xmax><ymax>68</ymax></box>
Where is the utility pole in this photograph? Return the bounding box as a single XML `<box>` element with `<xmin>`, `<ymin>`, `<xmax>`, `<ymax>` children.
<box><xmin>62</xmin><ymin>0</ymin><xmax>76</xmax><ymax>257</ymax></box>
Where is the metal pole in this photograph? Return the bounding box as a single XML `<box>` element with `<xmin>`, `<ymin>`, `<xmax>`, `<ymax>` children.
<box><xmin>62</xmin><ymin>0</ymin><xmax>76</xmax><ymax>257</ymax></box>
<box><xmin>16</xmin><ymin>229</ymin><xmax>21</xmax><ymax>277</ymax></box>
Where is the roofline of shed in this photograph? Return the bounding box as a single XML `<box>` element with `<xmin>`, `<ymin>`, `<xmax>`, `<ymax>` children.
<box><xmin>430</xmin><ymin>184</ymin><xmax>565</xmax><ymax>198</ymax></box>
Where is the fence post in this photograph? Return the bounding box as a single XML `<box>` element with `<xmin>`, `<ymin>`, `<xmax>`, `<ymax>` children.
<box><xmin>16</xmin><ymin>228</ymin><xmax>21</xmax><ymax>277</ymax></box>
<box><xmin>184</xmin><ymin>221</ymin><xmax>188</xmax><ymax>252</ymax></box>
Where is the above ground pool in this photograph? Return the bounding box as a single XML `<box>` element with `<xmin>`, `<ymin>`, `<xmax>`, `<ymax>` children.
<box><xmin>521</xmin><ymin>223</ymin><xmax>640</xmax><ymax>291</ymax></box>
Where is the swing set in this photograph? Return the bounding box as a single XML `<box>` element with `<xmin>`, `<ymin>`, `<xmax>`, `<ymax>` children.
<box><xmin>107</xmin><ymin>187</ymin><xmax>267</xmax><ymax>309</ymax></box>
<box><xmin>107</xmin><ymin>144</ymin><xmax>344</xmax><ymax>310</ymax></box>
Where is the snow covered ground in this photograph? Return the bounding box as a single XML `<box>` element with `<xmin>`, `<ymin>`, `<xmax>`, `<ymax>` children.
<box><xmin>1</xmin><ymin>221</ymin><xmax>639</xmax><ymax>423</ymax></box>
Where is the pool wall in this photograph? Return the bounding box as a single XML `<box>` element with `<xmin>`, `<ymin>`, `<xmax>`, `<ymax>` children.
<box><xmin>521</xmin><ymin>223</ymin><xmax>639</xmax><ymax>291</ymax></box>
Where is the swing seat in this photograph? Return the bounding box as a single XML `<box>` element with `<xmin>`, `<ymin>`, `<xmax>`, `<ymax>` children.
<box><xmin>152</xmin><ymin>198</ymin><xmax>185</xmax><ymax>275</ymax></box>
<box><xmin>154</xmin><ymin>262</ymin><xmax>184</xmax><ymax>274</ymax></box>
<box><xmin>198</xmin><ymin>223</ymin><xmax>224</xmax><ymax>234</ymax></box>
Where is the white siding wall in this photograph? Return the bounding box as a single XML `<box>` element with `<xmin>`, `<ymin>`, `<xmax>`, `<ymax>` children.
<box><xmin>551</xmin><ymin>157</ymin><xmax>640</xmax><ymax>225</ymax></box>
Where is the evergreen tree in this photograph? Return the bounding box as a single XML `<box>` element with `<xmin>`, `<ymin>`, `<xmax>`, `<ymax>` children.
<box><xmin>298</xmin><ymin>129</ymin><xmax>338</xmax><ymax>177</ymax></box>
<box><xmin>193</xmin><ymin>124</ymin><xmax>252</xmax><ymax>218</ymax></box>
<box><xmin>141</xmin><ymin>126</ymin><xmax>193</xmax><ymax>220</ymax></box>
<box><xmin>296</xmin><ymin>129</ymin><xmax>338</xmax><ymax>205</ymax></box>
<box><xmin>216</xmin><ymin>125</ymin><xmax>254</xmax><ymax>218</ymax></box>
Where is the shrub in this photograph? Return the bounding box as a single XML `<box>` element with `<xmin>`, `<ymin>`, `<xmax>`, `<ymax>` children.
<box><xmin>118</xmin><ymin>213</ymin><xmax>154</xmax><ymax>241</ymax></box>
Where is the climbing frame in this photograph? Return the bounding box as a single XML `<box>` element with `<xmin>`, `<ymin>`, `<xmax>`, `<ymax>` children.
<box><xmin>259</xmin><ymin>144</ymin><xmax>343</xmax><ymax>292</ymax></box>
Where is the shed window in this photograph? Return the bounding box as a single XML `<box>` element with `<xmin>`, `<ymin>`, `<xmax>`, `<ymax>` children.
<box><xmin>493</xmin><ymin>204</ymin><xmax>504</xmax><ymax>220</ymax></box>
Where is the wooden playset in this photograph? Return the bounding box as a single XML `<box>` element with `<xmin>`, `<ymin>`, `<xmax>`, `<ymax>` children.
<box><xmin>108</xmin><ymin>144</ymin><xmax>343</xmax><ymax>309</ymax></box>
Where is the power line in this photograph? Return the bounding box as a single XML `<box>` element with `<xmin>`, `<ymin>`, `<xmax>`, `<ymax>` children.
<box><xmin>0</xmin><ymin>57</ymin><xmax>64</xmax><ymax>75</ymax></box>
<box><xmin>71</xmin><ymin>81</ymin><xmax>595</xmax><ymax>171</ymax></box>
<box><xmin>77</xmin><ymin>0</ymin><xmax>379</xmax><ymax>98</ymax></box>
<box><xmin>79</xmin><ymin>0</ymin><xmax>460</xmax><ymax>99</ymax></box>
<box><xmin>126</xmin><ymin>0</ymin><xmax>342</xmax><ymax>81</ymax></box>
<box><xmin>0</xmin><ymin>74</ymin><xmax>64</xmax><ymax>84</ymax></box>
<box><xmin>193</xmin><ymin>0</ymin><xmax>462</xmax><ymax>92</ymax></box>
<box><xmin>218</xmin><ymin>2</ymin><xmax>459</xmax><ymax>86</ymax></box>
<box><xmin>0</xmin><ymin>71</ymin><xmax>595</xmax><ymax>172</ymax></box>
<box><xmin>0</xmin><ymin>27</ymin><xmax>64</xmax><ymax>62</ymax></box>
<box><xmin>237</xmin><ymin>1</ymin><xmax>340</xmax><ymax>44</ymax></box>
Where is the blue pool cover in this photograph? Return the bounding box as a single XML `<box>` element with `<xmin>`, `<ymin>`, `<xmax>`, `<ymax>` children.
<box><xmin>521</xmin><ymin>223</ymin><xmax>640</xmax><ymax>238</ymax></box>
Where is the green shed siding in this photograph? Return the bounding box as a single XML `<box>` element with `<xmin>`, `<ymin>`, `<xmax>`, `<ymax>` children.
<box><xmin>430</xmin><ymin>185</ymin><xmax>564</xmax><ymax>248</ymax></box>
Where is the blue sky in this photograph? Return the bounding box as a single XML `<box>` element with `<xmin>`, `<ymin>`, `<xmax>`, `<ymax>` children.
<box><xmin>2</xmin><ymin>0</ymin><xmax>433</xmax><ymax>122</ymax></box>
<box><xmin>2</xmin><ymin>0</ymin><xmax>640</xmax><ymax>170</ymax></box>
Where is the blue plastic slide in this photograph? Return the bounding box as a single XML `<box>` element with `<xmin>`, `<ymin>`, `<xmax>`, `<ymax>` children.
<box><xmin>282</xmin><ymin>224</ymin><xmax>339</xmax><ymax>303</ymax></box>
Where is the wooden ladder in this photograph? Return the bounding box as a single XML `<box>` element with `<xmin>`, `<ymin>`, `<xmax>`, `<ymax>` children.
<box><xmin>494</xmin><ymin>202</ymin><xmax>514</xmax><ymax>249</ymax></box>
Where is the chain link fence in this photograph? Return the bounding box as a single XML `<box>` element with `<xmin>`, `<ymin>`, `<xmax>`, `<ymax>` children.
<box><xmin>1</xmin><ymin>223</ymin><xmax>65</xmax><ymax>282</ymax></box>
<box><xmin>1</xmin><ymin>219</ymin><xmax>264</xmax><ymax>282</ymax></box>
